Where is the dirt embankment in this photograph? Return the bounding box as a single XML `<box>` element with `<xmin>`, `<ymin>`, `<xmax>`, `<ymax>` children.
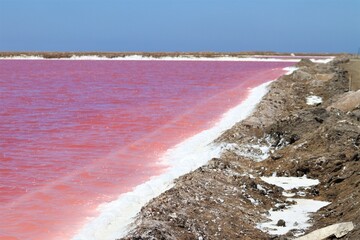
<box><xmin>340</xmin><ymin>59</ymin><xmax>360</xmax><ymax>91</ymax></box>
<box><xmin>121</xmin><ymin>57</ymin><xmax>360</xmax><ymax>240</ymax></box>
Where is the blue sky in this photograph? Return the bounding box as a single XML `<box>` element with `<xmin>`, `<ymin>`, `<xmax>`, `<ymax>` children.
<box><xmin>0</xmin><ymin>0</ymin><xmax>359</xmax><ymax>53</ymax></box>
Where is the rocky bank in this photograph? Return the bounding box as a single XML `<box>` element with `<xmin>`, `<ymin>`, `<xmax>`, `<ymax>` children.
<box><xmin>120</xmin><ymin>57</ymin><xmax>360</xmax><ymax>240</ymax></box>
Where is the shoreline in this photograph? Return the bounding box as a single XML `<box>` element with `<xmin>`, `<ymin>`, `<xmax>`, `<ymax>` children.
<box><xmin>72</xmin><ymin>73</ymin><xmax>289</xmax><ymax>239</ymax></box>
<box><xmin>0</xmin><ymin>51</ymin><xmax>340</xmax><ymax>59</ymax></box>
<box><xmin>119</xmin><ymin>57</ymin><xmax>360</xmax><ymax>239</ymax></box>
<box><xmin>0</xmin><ymin>52</ymin><xmax>337</xmax><ymax>63</ymax></box>
<box><xmin>0</xmin><ymin>55</ymin><xmax>334</xmax><ymax>66</ymax></box>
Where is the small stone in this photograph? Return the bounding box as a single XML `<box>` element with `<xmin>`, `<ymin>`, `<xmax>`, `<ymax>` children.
<box><xmin>351</xmin><ymin>153</ymin><xmax>359</xmax><ymax>161</ymax></box>
<box><xmin>271</xmin><ymin>153</ymin><xmax>283</xmax><ymax>160</ymax></box>
<box><xmin>277</xmin><ymin>219</ymin><xmax>286</xmax><ymax>227</ymax></box>
<box><xmin>289</xmin><ymin>134</ymin><xmax>300</xmax><ymax>144</ymax></box>
<box><xmin>314</xmin><ymin>117</ymin><xmax>324</xmax><ymax>123</ymax></box>
<box><xmin>278</xmin><ymin>204</ymin><xmax>286</xmax><ymax>209</ymax></box>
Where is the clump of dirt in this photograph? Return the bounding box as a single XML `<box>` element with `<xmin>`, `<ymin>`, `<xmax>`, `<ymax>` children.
<box><xmin>296</xmin><ymin>58</ymin><xmax>316</xmax><ymax>68</ymax></box>
<box><xmin>123</xmin><ymin>156</ymin><xmax>285</xmax><ymax>240</ymax></box>
<box><xmin>121</xmin><ymin>58</ymin><xmax>360</xmax><ymax>240</ymax></box>
<box><xmin>328</xmin><ymin>90</ymin><xmax>360</xmax><ymax>112</ymax></box>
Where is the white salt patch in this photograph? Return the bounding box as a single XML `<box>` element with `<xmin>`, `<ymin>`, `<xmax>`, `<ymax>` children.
<box><xmin>248</xmin><ymin>197</ymin><xmax>260</xmax><ymax>206</ymax></box>
<box><xmin>257</xmin><ymin>198</ymin><xmax>330</xmax><ymax>236</ymax></box>
<box><xmin>282</xmin><ymin>191</ymin><xmax>296</xmax><ymax>197</ymax></box>
<box><xmin>257</xmin><ymin>184</ymin><xmax>265</xmax><ymax>191</ymax></box>
<box><xmin>0</xmin><ymin>55</ymin><xmax>44</xmax><ymax>60</ymax></box>
<box><xmin>72</xmin><ymin>80</ymin><xmax>274</xmax><ymax>240</ymax></box>
<box><xmin>258</xmin><ymin>176</ymin><xmax>329</xmax><ymax>236</ymax></box>
<box><xmin>306</xmin><ymin>95</ymin><xmax>323</xmax><ymax>105</ymax></box>
<box><xmin>283</xmin><ymin>66</ymin><xmax>298</xmax><ymax>75</ymax></box>
<box><xmin>70</xmin><ymin>55</ymin><xmax>109</xmax><ymax>60</ymax></box>
<box><xmin>249</xmin><ymin>174</ymin><xmax>255</xmax><ymax>179</ymax></box>
<box><xmin>310</xmin><ymin>58</ymin><xmax>334</xmax><ymax>64</ymax></box>
<box><xmin>260</xmin><ymin>176</ymin><xmax>320</xmax><ymax>190</ymax></box>
<box><xmin>297</xmin><ymin>191</ymin><xmax>307</xmax><ymax>197</ymax></box>
<box><xmin>221</xmin><ymin>142</ymin><xmax>270</xmax><ymax>161</ymax></box>
<box><xmin>221</xmin><ymin>135</ymin><xmax>273</xmax><ymax>161</ymax></box>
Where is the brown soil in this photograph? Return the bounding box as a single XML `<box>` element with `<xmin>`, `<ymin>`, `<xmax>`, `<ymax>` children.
<box><xmin>120</xmin><ymin>57</ymin><xmax>359</xmax><ymax>240</ymax></box>
<box><xmin>341</xmin><ymin>59</ymin><xmax>360</xmax><ymax>91</ymax></box>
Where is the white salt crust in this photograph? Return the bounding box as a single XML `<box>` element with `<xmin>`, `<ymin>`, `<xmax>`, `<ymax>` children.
<box><xmin>258</xmin><ymin>176</ymin><xmax>330</xmax><ymax>236</ymax></box>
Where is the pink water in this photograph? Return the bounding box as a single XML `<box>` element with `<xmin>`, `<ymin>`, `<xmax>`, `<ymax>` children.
<box><xmin>0</xmin><ymin>60</ymin><xmax>294</xmax><ymax>239</ymax></box>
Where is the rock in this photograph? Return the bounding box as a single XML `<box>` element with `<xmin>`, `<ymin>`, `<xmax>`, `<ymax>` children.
<box><xmin>350</xmin><ymin>108</ymin><xmax>360</xmax><ymax>121</ymax></box>
<box><xmin>296</xmin><ymin>59</ymin><xmax>315</xmax><ymax>68</ymax></box>
<box><xmin>291</xmin><ymin>70</ymin><xmax>313</xmax><ymax>81</ymax></box>
<box><xmin>295</xmin><ymin>222</ymin><xmax>354</xmax><ymax>240</ymax></box>
<box><xmin>271</xmin><ymin>153</ymin><xmax>283</xmax><ymax>160</ymax></box>
<box><xmin>273</xmin><ymin>204</ymin><xmax>286</xmax><ymax>211</ymax></box>
<box><xmin>277</xmin><ymin>219</ymin><xmax>286</xmax><ymax>227</ymax></box>
<box><xmin>288</xmin><ymin>134</ymin><xmax>300</xmax><ymax>144</ymax></box>
<box><xmin>331</xmin><ymin>57</ymin><xmax>350</xmax><ymax>64</ymax></box>
<box><xmin>207</xmin><ymin>158</ymin><xmax>229</xmax><ymax>170</ymax></box>
<box><xmin>314</xmin><ymin>117</ymin><xmax>324</xmax><ymax>123</ymax></box>
<box><xmin>351</xmin><ymin>153</ymin><xmax>359</xmax><ymax>161</ymax></box>
<box><xmin>315</xmin><ymin>73</ymin><xmax>334</xmax><ymax>81</ymax></box>
<box><xmin>327</xmin><ymin>90</ymin><xmax>360</xmax><ymax>112</ymax></box>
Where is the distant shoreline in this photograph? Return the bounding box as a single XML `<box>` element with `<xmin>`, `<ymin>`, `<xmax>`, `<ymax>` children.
<box><xmin>0</xmin><ymin>51</ymin><xmax>343</xmax><ymax>59</ymax></box>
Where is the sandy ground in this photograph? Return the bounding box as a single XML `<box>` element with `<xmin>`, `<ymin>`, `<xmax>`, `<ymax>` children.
<box><xmin>341</xmin><ymin>58</ymin><xmax>360</xmax><ymax>91</ymax></box>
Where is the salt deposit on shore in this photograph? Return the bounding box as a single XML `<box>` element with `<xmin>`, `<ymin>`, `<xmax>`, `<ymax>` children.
<box><xmin>260</xmin><ymin>176</ymin><xmax>320</xmax><ymax>191</ymax></box>
<box><xmin>257</xmin><ymin>198</ymin><xmax>330</xmax><ymax>236</ymax></box>
<box><xmin>258</xmin><ymin>176</ymin><xmax>330</xmax><ymax>236</ymax></box>
<box><xmin>72</xmin><ymin>80</ymin><xmax>273</xmax><ymax>240</ymax></box>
